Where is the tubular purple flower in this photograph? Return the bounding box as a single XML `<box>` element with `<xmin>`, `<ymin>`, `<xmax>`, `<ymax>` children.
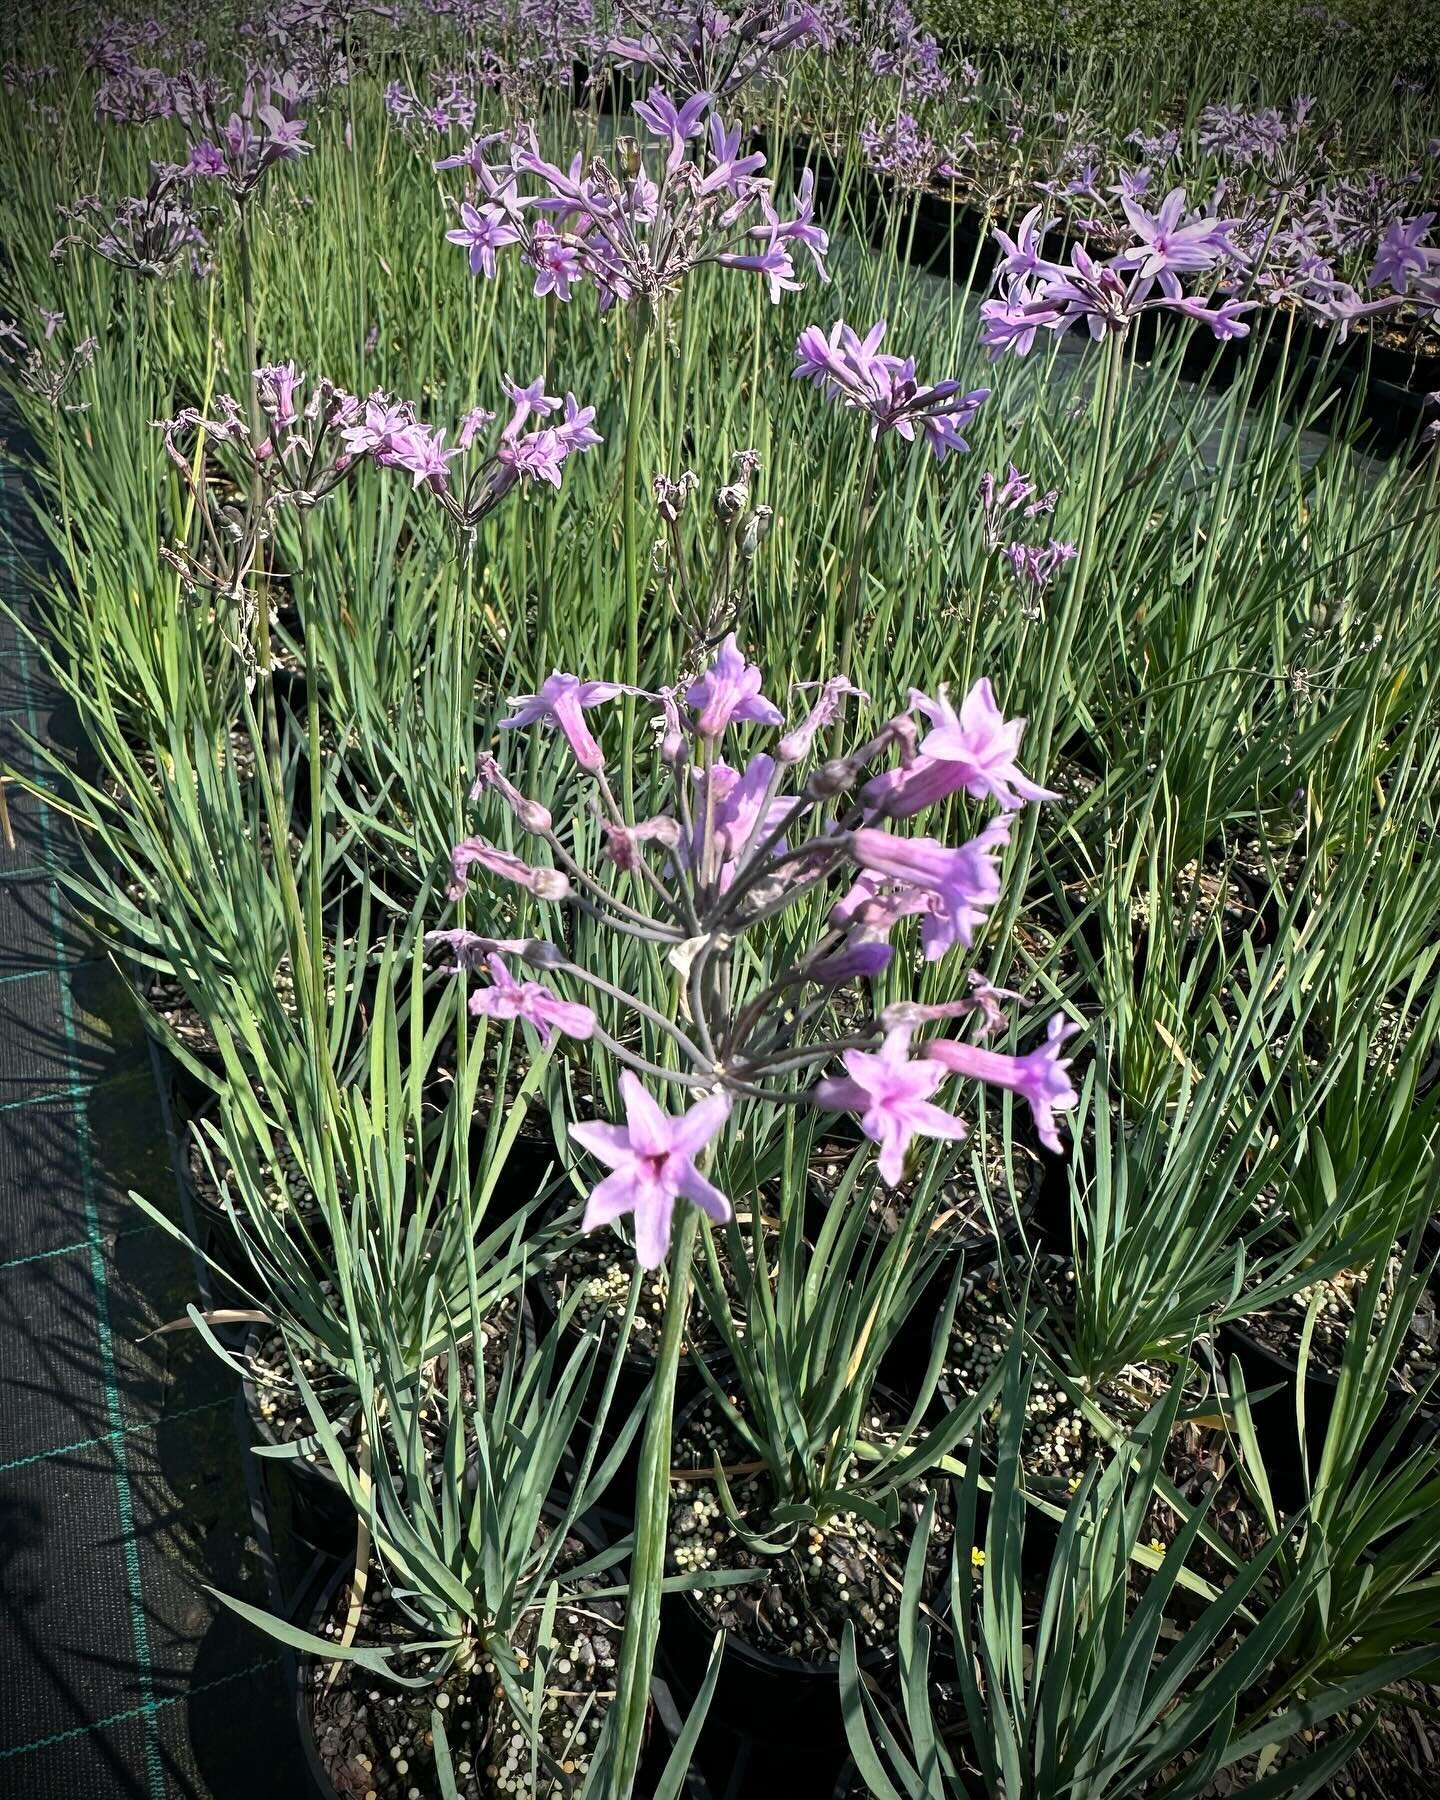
<box><xmin>851</xmin><ymin>817</ymin><xmax>1011</xmax><ymax>960</ymax></box>
<box><xmin>470</xmin><ymin>750</ymin><xmax>554</xmax><ymax>832</ymax></box>
<box><xmin>689</xmin><ymin>755</ymin><xmax>798</xmax><ymax>889</ymax></box>
<box><xmin>498</xmin><ymin>671</ymin><xmax>630</xmax><ymax>772</ymax></box>
<box><xmin>500</xmin><ymin>374</ymin><xmax>561</xmax><ymax>441</ymax></box>
<box><xmin>699</xmin><ymin>115</ymin><xmax>766</xmax><ymax>195</ymax></box>
<box><xmin>632</xmin><ymin>87</ymin><xmax>712</xmax><ymax>156</ymax></box>
<box><xmin>423</xmin><ymin>928</ymin><xmax>540</xmax><ymax>972</ymax></box>
<box><xmin>812</xmin><ymin>1027</ymin><xmax>968</xmax><ymax>1186</ymax></box>
<box><xmin>805</xmin><ymin>940</ymin><xmax>894</xmax><ymax>985</ymax></box>
<box><xmin>254</xmin><ymin>360</ymin><xmax>303</xmax><ymax>428</ymax></box>
<box><xmin>684</xmin><ymin>633</ymin><xmax>784</xmax><ymax>737</ymax></box>
<box><xmin>1115</xmin><ymin>186</ymin><xmax>1237</xmax><ymax>282</ymax></box>
<box><xmin>448</xmin><ymin>837</ymin><xmax>571</xmax><ymax>903</ymax></box>
<box><xmin>924</xmin><ymin>1013</ymin><xmax>1080</xmax><ymax>1152</ymax></box>
<box><xmin>469</xmin><ymin>953</ymin><xmax>597</xmax><ymax>1044</ymax></box>
<box><xmin>863</xmin><ymin>680</ymin><xmax>1056</xmax><ymax>817</ymax></box>
<box><xmin>571</xmin><ymin>1071</ymin><xmax>732</xmax><ymax>1269</ymax></box>
<box><xmin>913</xmin><ymin>679</ymin><xmax>1056</xmax><ymax>807</ymax></box>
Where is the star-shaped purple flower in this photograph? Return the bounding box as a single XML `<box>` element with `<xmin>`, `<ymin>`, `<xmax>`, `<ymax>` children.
<box><xmin>813</xmin><ymin>1027</ymin><xmax>968</xmax><ymax>1185</ymax></box>
<box><xmin>684</xmin><ymin>634</ymin><xmax>784</xmax><ymax>738</ymax></box>
<box><xmin>499</xmin><ymin>671</ymin><xmax>630</xmax><ymax>772</ymax></box>
<box><xmin>571</xmin><ymin>1072</ymin><xmax>732</xmax><ymax>1269</ymax></box>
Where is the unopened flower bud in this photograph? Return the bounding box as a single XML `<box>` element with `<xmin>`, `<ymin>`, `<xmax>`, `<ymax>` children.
<box><xmin>807</xmin><ymin>757</ymin><xmax>860</xmax><ymax>798</ymax></box>
<box><xmin>715</xmin><ymin>480</ymin><xmax>748</xmax><ymax>521</ymax></box>
<box><xmin>739</xmin><ymin>506</ymin><xmax>772</xmax><ymax>559</ymax></box>
<box><xmin>470</xmin><ymin>751</ymin><xmax>553</xmax><ymax>833</ymax></box>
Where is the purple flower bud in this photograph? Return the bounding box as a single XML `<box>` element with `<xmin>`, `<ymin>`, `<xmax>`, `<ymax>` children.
<box><xmin>470</xmin><ymin>751</ymin><xmax>553</xmax><ymax>833</ymax></box>
<box><xmin>448</xmin><ymin>837</ymin><xmax>571</xmax><ymax>902</ymax></box>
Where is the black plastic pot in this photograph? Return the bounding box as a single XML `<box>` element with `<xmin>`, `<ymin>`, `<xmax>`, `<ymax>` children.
<box><xmin>809</xmin><ymin>1127</ymin><xmax>1046</xmax><ymax>1400</ymax></box>
<box><xmin>1218</xmin><ymin>1311</ymin><xmax>1437</xmax><ymax>1512</ymax></box>
<box><xmin>292</xmin><ymin>1521</ymin><xmax>706</xmax><ymax>1800</ymax></box>
<box><xmin>529</xmin><ymin>1260</ymin><xmax>725</xmax><ymax>1535</ymax></box>
<box><xmin>136</xmin><ymin>964</ymin><xmax>226</xmax><ymax>1106</ymax></box>
<box><xmin>241</xmin><ymin>1325</ymin><xmax>357</xmax><ymax>1558</ymax></box>
<box><xmin>658</xmin><ymin>1388</ymin><xmax>936</xmax><ymax>1777</ymax></box>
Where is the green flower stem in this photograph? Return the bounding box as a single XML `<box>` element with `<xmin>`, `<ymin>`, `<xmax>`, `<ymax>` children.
<box><xmin>837</xmin><ymin>432</ymin><xmax>880</xmax><ymax>691</ymax></box>
<box><xmin>606</xmin><ymin>1201</ymin><xmax>702</xmax><ymax>1799</ymax></box>
<box><xmin>989</xmin><ymin>327</ymin><xmax>1125</xmax><ymax>975</ymax></box>
<box><xmin>620</xmin><ymin>318</ymin><xmax>653</xmax><ymax>809</ymax></box>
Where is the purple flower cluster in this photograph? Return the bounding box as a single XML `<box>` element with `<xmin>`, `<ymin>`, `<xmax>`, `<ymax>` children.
<box><xmin>438</xmin><ymin>641</ymin><xmax>1078</xmax><ymax>1267</ymax></box>
<box><xmin>340</xmin><ymin>375</ymin><xmax>602</xmax><ymax>531</ymax></box>
<box><xmin>793</xmin><ymin>319</ymin><xmax>989</xmax><ymax>459</ymax></box>
<box><xmin>174</xmin><ymin>71</ymin><xmax>311</xmax><ymax>199</ymax></box>
<box><xmin>980</xmin><ymin>193</ymin><xmax>1250</xmax><ymax>356</ymax></box>
<box><xmin>609</xmin><ymin>0</ymin><xmax>829</xmax><ymax>102</ymax></box>
<box><xmin>868</xmin><ymin>0</ymin><xmax>949</xmax><ymax>101</ymax></box>
<box><xmin>440</xmin><ymin>90</ymin><xmax>828</xmax><ymax>308</ymax></box>
<box><xmin>859</xmin><ymin>112</ymin><xmax>951</xmax><ymax>190</ymax></box>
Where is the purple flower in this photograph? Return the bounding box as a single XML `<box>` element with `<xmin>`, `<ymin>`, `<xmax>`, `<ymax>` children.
<box><xmin>498</xmin><ymin>671</ymin><xmax>630</xmax><ymax>772</ymax></box>
<box><xmin>571</xmin><ymin>1071</ymin><xmax>732</xmax><ymax>1269</ymax></box>
<box><xmin>1004</xmin><ymin>538</ymin><xmax>1080</xmax><ymax>599</ymax></box>
<box><xmin>496</xmin><ymin>427</ymin><xmax>571</xmax><ymax>489</ymax></box>
<box><xmin>812</xmin><ymin>1027</ymin><xmax>968</xmax><ymax>1185</ymax></box>
<box><xmin>851</xmin><ymin>816</ymin><xmax>1011</xmax><ymax>960</ymax></box>
<box><xmin>448</xmin><ymin>837</ymin><xmax>572</xmax><ymax>902</ymax></box>
<box><xmin>688</xmin><ymin>754</ymin><xmax>797</xmax><ymax>888</ymax></box>
<box><xmin>684</xmin><ymin>633</ymin><xmax>784</xmax><ymax>737</ymax></box>
<box><xmin>1115</xmin><ymin>187</ymin><xmax>1236</xmax><ymax>284</ymax></box>
<box><xmin>556</xmin><ymin>394</ymin><xmax>603</xmax><ymax>452</ymax></box>
<box><xmin>254</xmin><ymin>360</ymin><xmax>303</xmax><ymax>428</ymax></box>
<box><xmin>395</xmin><ymin>424</ymin><xmax>462</xmax><ymax>491</ymax></box>
<box><xmin>993</xmin><ymin>205</ymin><xmax>1055</xmax><ymax>280</ymax></box>
<box><xmin>446</xmin><ymin>200</ymin><xmax>521</xmax><ymax>277</ymax></box>
<box><xmin>805</xmin><ymin>939</ymin><xmax>894</xmax><ymax>985</ymax></box>
<box><xmin>794</xmin><ymin>319</ymin><xmax>988</xmax><ymax>458</ymax></box>
<box><xmin>469</xmin><ymin>953</ymin><xmax>597</xmax><ymax>1045</ymax></box>
<box><xmin>863</xmin><ymin>680</ymin><xmax>1056</xmax><ymax>817</ymax></box>
<box><xmin>500</xmin><ymin>375</ymin><xmax>561</xmax><ymax>440</ymax></box>
<box><xmin>700</xmin><ymin>115</ymin><xmax>766</xmax><ymax>196</ymax></box>
<box><xmin>924</xmin><ymin>1014</ymin><xmax>1080</xmax><ymax>1153</ymax></box>
<box><xmin>632</xmin><ymin>87</ymin><xmax>712</xmax><ymax>158</ymax></box>
<box><xmin>1367</xmin><ymin>213</ymin><xmax>1438</xmax><ymax>293</ymax></box>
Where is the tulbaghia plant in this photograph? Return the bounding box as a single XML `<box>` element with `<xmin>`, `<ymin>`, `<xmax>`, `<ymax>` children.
<box><xmin>52</xmin><ymin>163</ymin><xmax>209</xmax><ymax>277</ymax></box>
<box><xmin>793</xmin><ymin>317</ymin><xmax>989</xmax><ymax>666</ymax></box>
<box><xmin>174</xmin><ymin>69</ymin><xmax>312</xmax><ymax>199</ymax></box>
<box><xmin>154</xmin><ymin>368</ymin><xmax>597</xmax><ymax>610</ymax></box>
<box><xmin>794</xmin><ymin>317</ymin><xmax>990</xmax><ymax>460</ymax></box>
<box><xmin>343</xmin><ymin>375</ymin><xmax>603</xmax><ymax>541</ymax></box>
<box><xmin>980</xmin><ymin>192</ymin><xmax>1252</xmax><ymax>356</ymax></box>
<box><xmin>441</xmin><ymin>89</ymin><xmax>829</xmax><ymax>309</ymax></box>
<box><xmin>0</xmin><ymin>313</ymin><xmax>97</xmax><ymax>412</ymax></box>
<box><xmin>435</xmin><ymin>635</ymin><xmax>1079</xmax><ymax>1790</ymax></box>
<box><xmin>607</xmin><ymin>0</ymin><xmax>830</xmax><ymax>100</ymax></box>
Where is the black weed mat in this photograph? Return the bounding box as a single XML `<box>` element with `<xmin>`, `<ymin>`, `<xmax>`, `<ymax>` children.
<box><xmin>0</xmin><ymin>416</ymin><xmax>310</xmax><ymax>1797</ymax></box>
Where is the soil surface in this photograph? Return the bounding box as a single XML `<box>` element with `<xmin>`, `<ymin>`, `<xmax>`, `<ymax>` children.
<box><xmin>666</xmin><ymin>1394</ymin><xmax>949</xmax><ymax>1667</ymax></box>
